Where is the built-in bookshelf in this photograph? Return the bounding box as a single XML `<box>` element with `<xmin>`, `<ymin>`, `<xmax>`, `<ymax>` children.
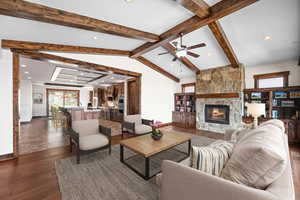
<box><xmin>244</xmin><ymin>86</ymin><xmax>300</xmax><ymax>120</ymax></box>
<box><xmin>173</xmin><ymin>93</ymin><xmax>196</xmax><ymax>128</ymax></box>
<box><xmin>174</xmin><ymin>93</ymin><xmax>196</xmax><ymax>113</ymax></box>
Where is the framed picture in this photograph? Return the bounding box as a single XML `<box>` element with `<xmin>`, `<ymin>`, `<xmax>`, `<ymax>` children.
<box><xmin>281</xmin><ymin>100</ymin><xmax>294</xmax><ymax>107</ymax></box>
<box><xmin>33</xmin><ymin>93</ymin><xmax>43</xmax><ymax>104</ymax></box>
<box><xmin>251</xmin><ymin>92</ymin><xmax>261</xmax><ymax>99</ymax></box>
<box><xmin>274</xmin><ymin>91</ymin><xmax>287</xmax><ymax>99</ymax></box>
<box><xmin>290</xmin><ymin>91</ymin><xmax>300</xmax><ymax>99</ymax></box>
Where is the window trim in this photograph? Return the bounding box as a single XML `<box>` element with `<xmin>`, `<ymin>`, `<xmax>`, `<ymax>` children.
<box><xmin>253</xmin><ymin>71</ymin><xmax>289</xmax><ymax>88</ymax></box>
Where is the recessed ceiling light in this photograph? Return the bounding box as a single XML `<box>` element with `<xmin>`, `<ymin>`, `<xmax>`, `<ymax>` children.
<box><xmin>21</xmin><ymin>64</ymin><xmax>27</xmax><ymax>68</ymax></box>
<box><xmin>125</xmin><ymin>0</ymin><xmax>134</xmax><ymax>2</ymax></box>
<box><xmin>208</xmin><ymin>52</ymin><xmax>212</xmax><ymax>56</ymax></box>
<box><xmin>28</xmin><ymin>77</ymin><xmax>31</xmax><ymax>79</ymax></box>
<box><xmin>93</xmin><ymin>36</ymin><xmax>98</xmax><ymax>40</ymax></box>
<box><xmin>25</xmin><ymin>71</ymin><xmax>29</xmax><ymax>74</ymax></box>
<box><xmin>264</xmin><ymin>36</ymin><xmax>272</xmax><ymax>40</ymax></box>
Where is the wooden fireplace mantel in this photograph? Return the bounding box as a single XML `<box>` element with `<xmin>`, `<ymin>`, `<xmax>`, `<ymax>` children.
<box><xmin>196</xmin><ymin>93</ymin><xmax>240</xmax><ymax>99</ymax></box>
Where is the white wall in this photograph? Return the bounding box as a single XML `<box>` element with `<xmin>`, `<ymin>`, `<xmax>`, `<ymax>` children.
<box><xmin>32</xmin><ymin>84</ymin><xmax>91</xmax><ymax>117</ymax></box>
<box><xmin>0</xmin><ymin>49</ymin><xmax>13</xmax><ymax>155</ymax></box>
<box><xmin>49</xmin><ymin>52</ymin><xmax>179</xmax><ymax>123</ymax></box>
<box><xmin>177</xmin><ymin>76</ymin><xmax>196</xmax><ymax>93</ymax></box>
<box><xmin>245</xmin><ymin>60</ymin><xmax>300</xmax><ymax>88</ymax></box>
<box><xmin>20</xmin><ymin>80</ymin><xmax>33</xmax><ymax>122</ymax></box>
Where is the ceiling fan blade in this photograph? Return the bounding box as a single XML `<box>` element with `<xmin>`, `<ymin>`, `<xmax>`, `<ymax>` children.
<box><xmin>172</xmin><ymin>57</ymin><xmax>177</xmax><ymax>62</ymax></box>
<box><xmin>172</xmin><ymin>41</ymin><xmax>178</xmax><ymax>47</ymax></box>
<box><xmin>187</xmin><ymin>51</ymin><xmax>200</xmax><ymax>58</ymax></box>
<box><xmin>158</xmin><ymin>52</ymin><xmax>170</xmax><ymax>55</ymax></box>
<box><xmin>187</xmin><ymin>43</ymin><xmax>206</xmax><ymax>50</ymax></box>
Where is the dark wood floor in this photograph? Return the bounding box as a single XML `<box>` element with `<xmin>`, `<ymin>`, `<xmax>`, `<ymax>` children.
<box><xmin>0</xmin><ymin>119</ymin><xmax>299</xmax><ymax>200</ymax></box>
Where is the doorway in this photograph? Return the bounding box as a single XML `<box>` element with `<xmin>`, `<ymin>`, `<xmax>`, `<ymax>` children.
<box><xmin>127</xmin><ymin>78</ymin><xmax>141</xmax><ymax>115</ymax></box>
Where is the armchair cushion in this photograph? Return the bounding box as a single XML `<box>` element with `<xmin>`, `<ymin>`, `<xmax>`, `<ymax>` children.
<box><xmin>124</xmin><ymin>114</ymin><xmax>142</xmax><ymax>125</ymax></box>
<box><xmin>79</xmin><ymin>134</ymin><xmax>109</xmax><ymax>151</ymax></box>
<box><xmin>72</xmin><ymin>119</ymin><xmax>99</xmax><ymax>136</ymax></box>
<box><xmin>135</xmin><ymin>124</ymin><xmax>152</xmax><ymax>135</ymax></box>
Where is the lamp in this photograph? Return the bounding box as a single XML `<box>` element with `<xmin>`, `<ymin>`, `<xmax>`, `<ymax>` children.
<box><xmin>246</xmin><ymin>103</ymin><xmax>265</xmax><ymax>128</ymax></box>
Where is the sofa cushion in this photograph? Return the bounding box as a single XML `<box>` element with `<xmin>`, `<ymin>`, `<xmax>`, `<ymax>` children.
<box><xmin>221</xmin><ymin>120</ymin><xmax>287</xmax><ymax>189</ymax></box>
<box><xmin>191</xmin><ymin>140</ymin><xmax>234</xmax><ymax>176</ymax></box>
<box><xmin>79</xmin><ymin>134</ymin><xmax>109</xmax><ymax>151</ymax></box>
<box><xmin>124</xmin><ymin>114</ymin><xmax>142</xmax><ymax>125</ymax></box>
<box><xmin>72</xmin><ymin>119</ymin><xmax>99</xmax><ymax>137</ymax></box>
<box><xmin>135</xmin><ymin>124</ymin><xmax>152</xmax><ymax>134</ymax></box>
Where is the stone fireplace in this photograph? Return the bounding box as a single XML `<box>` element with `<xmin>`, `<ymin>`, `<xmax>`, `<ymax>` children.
<box><xmin>196</xmin><ymin>65</ymin><xmax>245</xmax><ymax>133</ymax></box>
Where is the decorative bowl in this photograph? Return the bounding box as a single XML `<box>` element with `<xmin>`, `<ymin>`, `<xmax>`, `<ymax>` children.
<box><xmin>151</xmin><ymin>133</ymin><xmax>163</xmax><ymax>141</ymax></box>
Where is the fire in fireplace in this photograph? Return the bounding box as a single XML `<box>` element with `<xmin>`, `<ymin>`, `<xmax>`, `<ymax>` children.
<box><xmin>205</xmin><ymin>104</ymin><xmax>230</xmax><ymax>125</ymax></box>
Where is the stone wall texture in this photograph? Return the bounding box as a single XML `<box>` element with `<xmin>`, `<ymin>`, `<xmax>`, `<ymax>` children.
<box><xmin>196</xmin><ymin>65</ymin><xmax>245</xmax><ymax>94</ymax></box>
<box><xmin>196</xmin><ymin>65</ymin><xmax>245</xmax><ymax>133</ymax></box>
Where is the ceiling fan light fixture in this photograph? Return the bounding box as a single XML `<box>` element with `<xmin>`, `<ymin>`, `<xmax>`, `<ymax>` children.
<box><xmin>176</xmin><ymin>49</ymin><xmax>187</xmax><ymax>57</ymax></box>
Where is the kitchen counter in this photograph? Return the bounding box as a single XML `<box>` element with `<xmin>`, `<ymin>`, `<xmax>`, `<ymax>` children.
<box><xmin>63</xmin><ymin>107</ymin><xmax>123</xmax><ymax>122</ymax></box>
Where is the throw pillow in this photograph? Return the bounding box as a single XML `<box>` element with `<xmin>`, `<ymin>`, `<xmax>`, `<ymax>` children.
<box><xmin>191</xmin><ymin>140</ymin><xmax>234</xmax><ymax>176</ymax></box>
<box><xmin>221</xmin><ymin>122</ymin><xmax>287</xmax><ymax>189</ymax></box>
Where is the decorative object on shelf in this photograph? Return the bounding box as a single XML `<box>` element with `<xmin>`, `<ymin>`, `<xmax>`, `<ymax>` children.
<box><xmin>281</xmin><ymin>100</ymin><xmax>294</xmax><ymax>107</ymax></box>
<box><xmin>151</xmin><ymin>129</ymin><xmax>163</xmax><ymax>140</ymax></box>
<box><xmin>272</xmin><ymin>110</ymin><xmax>279</xmax><ymax>119</ymax></box>
<box><xmin>251</xmin><ymin>92</ymin><xmax>261</xmax><ymax>99</ymax></box>
<box><xmin>33</xmin><ymin>93</ymin><xmax>43</xmax><ymax>104</ymax></box>
<box><xmin>272</xmin><ymin>99</ymin><xmax>278</xmax><ymax>106</ymax></box>
<box><xmin>290</xmin><ymin>91</ymin><xmax>300</xmax><ymax>99</ymax></box>
<box><xmin>246</xmin><ymin>103</ymin><xmax>266</xmax><ymax>128</ymax></box>
<box><xmin>274</xmin><ymin>91</ymin><xmax>287</xmax><ymax>99</ymax></box>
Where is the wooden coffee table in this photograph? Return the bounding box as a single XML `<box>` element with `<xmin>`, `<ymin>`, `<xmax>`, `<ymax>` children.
<box><xmin>120</xmin><ymin>132</ymin><xmax>191</xmax><ymax>180</ymax></box>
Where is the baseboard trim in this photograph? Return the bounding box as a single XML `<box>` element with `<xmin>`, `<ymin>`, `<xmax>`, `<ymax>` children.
<box><xmin>0</xmin><ymin>153</ymin><xmax>15</xmax><ymax>162</ymax></box>
<box><xmin>32</xmin><ymin>116</ymin><xmax>48</xmax><ymax>119</ymax></box>
<box><xmin>157</xmin><ymin>122</ymin><xmax>173</xmax><ymax>128</ymax></box>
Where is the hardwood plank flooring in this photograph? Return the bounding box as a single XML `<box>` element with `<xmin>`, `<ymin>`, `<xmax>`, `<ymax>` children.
<box><xmin>0</xmin><ymin>119</ymin><xmax>299</xmax><ymax>200</ymax></box>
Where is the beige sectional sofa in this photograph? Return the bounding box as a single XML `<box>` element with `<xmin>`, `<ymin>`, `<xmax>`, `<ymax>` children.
<box><xmin>159</xmin><ymin>120</ymin><xmax>295</xmax><ymax>200</ymax></box>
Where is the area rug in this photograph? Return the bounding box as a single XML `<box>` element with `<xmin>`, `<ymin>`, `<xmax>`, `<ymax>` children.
<box><xmin>55</xmin><ymin>131</ymin><xmax>216</xmax><ymax>200</ymax></box>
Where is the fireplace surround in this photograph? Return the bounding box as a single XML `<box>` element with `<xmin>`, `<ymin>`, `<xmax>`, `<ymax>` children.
<box><xmin>205</xmin><ymin>104</ymin><xmax>230</xmax><ymax>125</ymax></box>
<box><xmin>195</xmin><ymin>65</ymin><xmax>245</xmax><ymax>133</ymax></box>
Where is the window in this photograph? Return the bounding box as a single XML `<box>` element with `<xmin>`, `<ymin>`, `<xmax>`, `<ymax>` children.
<box><xmin>47</xmin><ymin>89</ymin><xmax>79</xmax><ymax>116</ymax></box>
<box><xmin>254</xmin><ymin>71</ymin><xmax>289</xmax><ymax>88</ymax></box>
<box><xmin>258</xmin><ymin>77</ymin><xmax>284</xmax><ymax>88</ymax></box>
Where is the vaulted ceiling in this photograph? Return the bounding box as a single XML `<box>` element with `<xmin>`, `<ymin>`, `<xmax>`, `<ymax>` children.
<box><xmin>0</xmin><ymin>0</ymin><xmax>299</xmax><ymax>80</ymax></box>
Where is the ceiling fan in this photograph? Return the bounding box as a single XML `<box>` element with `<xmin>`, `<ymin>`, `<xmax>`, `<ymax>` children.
<box><xmin>158</xmin><ymin>33</ymin><xmax>206</xmax><ymax>61</ymax></box>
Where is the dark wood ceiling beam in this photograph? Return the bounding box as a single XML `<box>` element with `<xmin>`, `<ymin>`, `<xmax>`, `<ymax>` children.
<box><xmin>12</xmin><ymin>49</ymin><xmax>141</xmax><ymax>77</ymax></box>
<box><xmin>0</xmin><ymin>0</ymin><xmax>159</xmax><ymax>42</ymax></box>
<box><xmin>208</xmin><ymin>21</ymin><xmax>239</xmax><ymax>67</ymax></box>
<box><xmin>162</xmin><ymin>43</ymin><xmax>200</xmax><ymax>73</ymax></box>
<box><xmin>134</xmin><ymin>57</ymin><xmax>180</xmax><ymax>82</ymax></box>
<box><xmin>176</xmin><ymin>0</ymin><xmax>210</xmax><ymax>18</ymax></box>
<box><xmin>2</xmin><ymin>40</ymin><xmax>131</xmax><ymax>56</ymax></box>
<box><xmin>130</xmin><ymin>0</ymin><xmax>258</xmax><ymax>57</ymax></box>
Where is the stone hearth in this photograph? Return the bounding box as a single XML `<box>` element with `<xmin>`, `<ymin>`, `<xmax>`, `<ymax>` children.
<box><xmin>196</xmin><ymin>65</ymin><xmax>245</xmax><ymax>133</ymax></box>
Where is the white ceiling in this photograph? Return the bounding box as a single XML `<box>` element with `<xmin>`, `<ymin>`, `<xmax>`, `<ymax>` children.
<box><xmin>1</xmin><ymin>0</ymin><xmax>299</xmax><ymax>79</ymax></box>
<box><xmin>20</xmin><ymin>58</ymin><xmax>132</xmax><ymax>86</ymax></box>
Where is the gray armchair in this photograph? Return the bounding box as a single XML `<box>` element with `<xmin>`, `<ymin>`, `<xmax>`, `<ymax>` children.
<box><xmin>121</xmin><ymin>114</ymin><xmax>153</xmax><ymax>138</ymax></box>
<box><xmin>68</xmin><ymin>119</ymin><xmax>111</xmax><ymax>164</ymax></box>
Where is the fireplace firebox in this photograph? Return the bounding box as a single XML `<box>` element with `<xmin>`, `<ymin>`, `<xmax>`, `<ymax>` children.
<box><xmin>205</xmin><ymin>104</ymin><xmax>230</xmax><ymax>125</ymax></box>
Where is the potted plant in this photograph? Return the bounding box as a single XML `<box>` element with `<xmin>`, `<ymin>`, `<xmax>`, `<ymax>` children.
<box><xmin>150</xmin><ymin>121</ymin><xmax>163</xmax><ymax>140</ymax></box>
<box><xmin>151</xmin><ymin>129</ymin><xmax>163</xmax><ymax>140</ymax></box>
